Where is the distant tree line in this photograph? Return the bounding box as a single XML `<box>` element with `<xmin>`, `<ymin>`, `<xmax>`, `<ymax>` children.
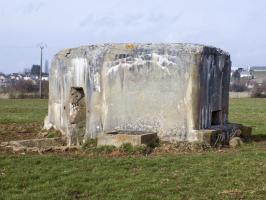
<box><xmin>0</xmin><ymin>80</ymin><xmax>49</xmax><ymax>99</ymax></box>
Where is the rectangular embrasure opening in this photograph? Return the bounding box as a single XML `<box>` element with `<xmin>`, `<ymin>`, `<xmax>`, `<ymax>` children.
<box><xmin>211</xmin><ymin>110</ymin><xmax>222</xmax><ymax>125</ymax></box>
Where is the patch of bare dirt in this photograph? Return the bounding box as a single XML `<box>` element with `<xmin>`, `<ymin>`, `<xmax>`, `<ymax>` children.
<box><xmin>0</xmin><ymin>123</ymin><xmax>42</xmax><ymax>142</ymax></box>
<box><xmin>1</xmin><ymin>124</ymin><xmax>264</xmax><ymax>157</ymax></box>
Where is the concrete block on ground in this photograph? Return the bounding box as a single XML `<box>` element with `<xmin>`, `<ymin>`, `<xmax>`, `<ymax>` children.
<box><xmin>97</xmin><ymin>131</ymin><xmax>158</xmax><ymax>147</ymax></box>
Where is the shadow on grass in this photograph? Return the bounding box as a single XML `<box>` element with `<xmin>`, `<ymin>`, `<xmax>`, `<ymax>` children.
<box><xmin>251</xmin><ymin>134</ymin><xmax>266</xmax><ymax>142</ymax></box>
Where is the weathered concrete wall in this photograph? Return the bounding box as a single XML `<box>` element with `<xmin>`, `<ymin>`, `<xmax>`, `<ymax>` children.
<box><xmin>46</xmin><ymin>43</ymin><xmax>231</xmax><ymax>144</ymax></box>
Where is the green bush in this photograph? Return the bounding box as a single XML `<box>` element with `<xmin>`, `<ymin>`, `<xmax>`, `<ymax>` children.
<box><xmin>121</xmin><ymin>143</ymin><xmax>134</xmax><ymax>153</ymax></box>
<box><xmin>82</xmin><ymin>139</ymin><xmax>97</xmax><ymax>149</ymax></box>
<box><xmin>46</xmin><ymin>130</ymin><xmax>61</xmax><ymax>138</ymax></box>
<box><xmin>250</xmin><ymin>83</ymin><xmax>263</xmax><ymax>97</ymax></box>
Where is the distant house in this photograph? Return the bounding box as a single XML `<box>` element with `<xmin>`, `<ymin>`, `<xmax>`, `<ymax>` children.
<box><xmin>42</xmin><ymin>73</ymin><xmax>49</xmax><ymax>81</ymax></box>
<box><xmin>9</xmin><ymin>73</ymin><xmax>23</xmax><ymax>81</ymax></box>
<box><xmin>0</xmin><ymin>73</ymin><xmax>7</xmax><ymax>87</ymax></box>
<box><xmin>234</xmin><ymin>68</ymin><xmax>252</xmax><ymax>79</ymax></box>
<box><xmin>250</xmin><ymin>66</ymin><xmax>266</xmax><ymax>84</ymax></box>
<box><xmin>0</xmin><ymin>73</ymin><xmax>6</xmax><ymax>80</ymax></box>
<box><xmin>240</xmin><ymin>70</ymin><xmax>252</xmax><ymax>79</ymax></box>
<box><xmin>230</xmin><ymin>67</ymin><xmax>252</xmax><ymax>84</ymax></box>
<box><xmin>23</xmin><ymin>75</ymin><xmax>32</xmax><ymax>81</ymax></box>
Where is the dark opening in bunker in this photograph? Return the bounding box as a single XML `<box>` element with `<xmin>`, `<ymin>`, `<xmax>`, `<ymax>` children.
<box><xmin>68</xmin><ymin>87</ymin><xmax>86</xmax><ymax>145</ymax></box>
<box><xmin>71</xmin><ymin>87</ymin><xmax>85</xmax><ymax>99</ymax></box>
<box><xmin>69</xmin><ymin>87</ymin><xmax>86</xmax><ymax>125</ymax></box>
<box><xmin>211</xmin><ymin>110</ymin><xmax>221</xmax><ymax>125</ymax></box>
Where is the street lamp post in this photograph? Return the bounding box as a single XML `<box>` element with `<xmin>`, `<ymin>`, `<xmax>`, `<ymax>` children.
<box><xmin>38</xmin><ymin>44</ymin><xmax>46</xmax><ymax>98</ymax></box>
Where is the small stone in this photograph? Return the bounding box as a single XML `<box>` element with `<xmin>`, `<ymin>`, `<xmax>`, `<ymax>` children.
<box><xmin>26</xmin><ymin>147</ymin><xmax>39</xmax><ymax>153</ymax></box>
<box><xmin>0</xmin><ymin>142</ymin><xmax>8</xmax><ymax>147</ymax></box>
<box><xmin>12</xmin><ymin>146</ymin><xmax>26</xmax><ymax>153</ymax></box>
<box><xmin>38</xmin><ymin>131</ymin><xmax>49</xmax><ymax>137</ymax></box>
<box><xmin>229</xmin><ymin>137</ymin><xmax>243</xmax><ymax>148</ymax></box>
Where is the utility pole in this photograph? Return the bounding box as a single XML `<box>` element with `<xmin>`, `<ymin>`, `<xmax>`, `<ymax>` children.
<box><xmin>38</xmin><ymin>43</ymin><xmax>47</xmax><ymax>98</ymax></box>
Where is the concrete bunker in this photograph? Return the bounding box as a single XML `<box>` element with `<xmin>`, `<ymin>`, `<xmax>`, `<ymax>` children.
<box><xmin>45</xmin><ymin>43</ymin><xmax>251</xmax><ymax>147</ymax></box>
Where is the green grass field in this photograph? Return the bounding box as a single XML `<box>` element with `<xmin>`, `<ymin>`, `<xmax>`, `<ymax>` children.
<box><xmin>0</xmin><ymin>98</ymin><xmax>265</xmax><ymax>200</ymax></box>
<box><xmin>229</xmin><ymin>98</ymin><xmax>266</xmax><ymax>136</ymax></box>
<box><xmin>0</xmin><ymin>99</ymin><xmax>47</xmax><ymax>124</ymax></box>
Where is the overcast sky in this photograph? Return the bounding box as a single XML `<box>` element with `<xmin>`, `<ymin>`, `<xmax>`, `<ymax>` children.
<box><xmin>1</xmin><ymin>0</ymin><xmax>266</xmax><ymax>74</ymax></box>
